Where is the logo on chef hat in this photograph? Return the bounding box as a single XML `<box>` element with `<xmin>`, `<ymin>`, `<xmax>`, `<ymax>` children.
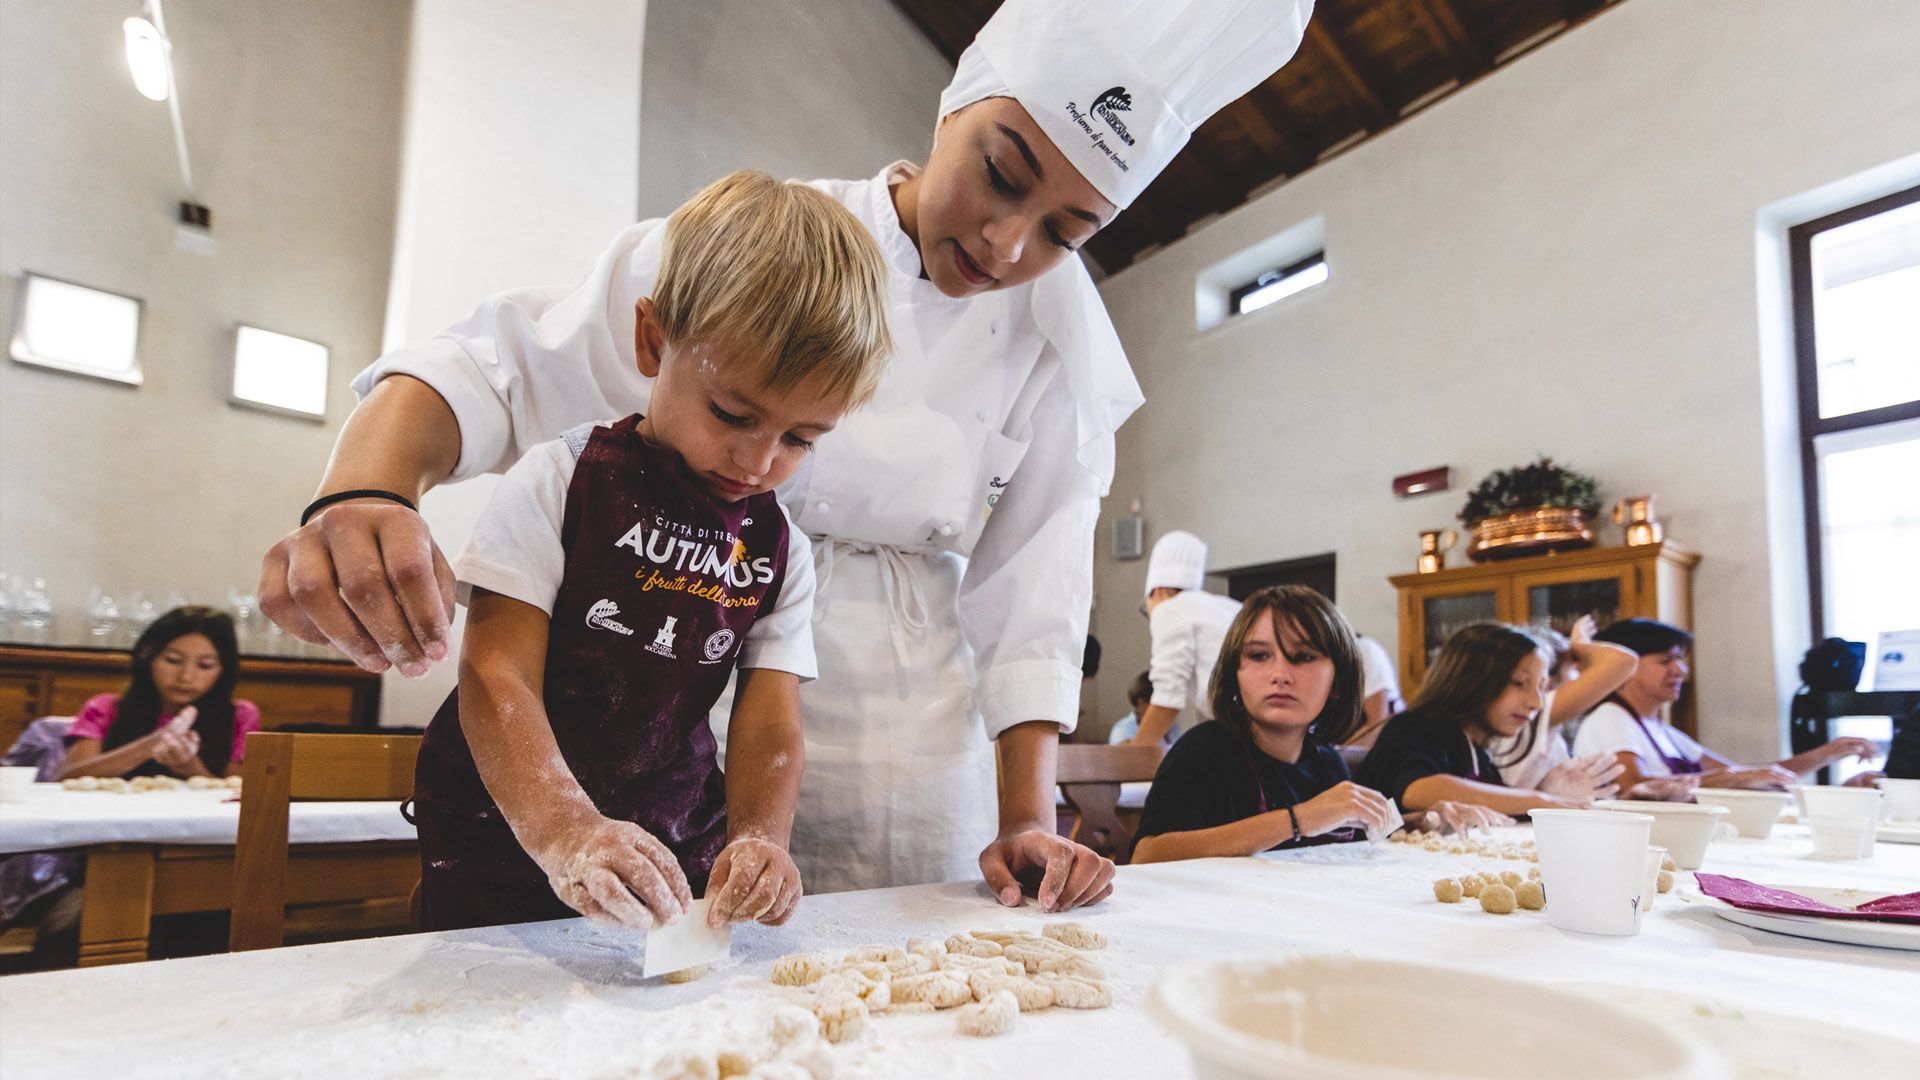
<box><xmin>1090</xmin><ymin>87</ymin><xmax>1136</xmax><ymax>146</ymax></box>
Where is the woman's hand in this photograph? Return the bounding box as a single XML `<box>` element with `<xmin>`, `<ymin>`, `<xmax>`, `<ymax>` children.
<box><xmin>1624</xmin><ymin>775</ymin><xmax>1700</xmax><ymax>801</ymax></box>
<box><xmin>1820</xmin><ymin>737</ymin><xmax>1879</xmax><ymax>766</ymax></box>
<box><xmin>1538</xmin><ymin>753</ymin><xmax>1624</xmax><ymax>806</ymax></box>
<box><xmin>978</xmin><ymin>827</ymin><xmax>1114</xmax><ymax>913</ymax></box>
<box><xmin>1294</xmin><ymin>781</ymin><xmax>1399</xmax><ymax>839</ymax></box>
<box><xmin>259</xmin><ymin>500</ymin><xmax>454</xmax><ymax>678</ymax></box>
<box><xmin>1704</xmin><ymin>765</ymin><xmax>1797</xmax><ymax>791</ymax></box>
<box><xmin>1416</xmin><ymin>801</ymin><xmax>1515</xmax><ymax>836</ymax></box>
<box><xmin>705</xmin><ymin>837</ymin><xmax>802</xmax><ymax>927</ymax></box>
<box><xmin>531</xmin><ymin>815</ymin><xmax>692</xmax><ymax>930</ymax></box>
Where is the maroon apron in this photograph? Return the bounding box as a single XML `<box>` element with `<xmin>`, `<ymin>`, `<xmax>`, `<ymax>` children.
<box><xmin>412</xmin><ymin>417</ymin><xmax>790</xmax><ymax>930</ymax></box>
<box><xmin>1604</xmin><ymin>692</ymin><xmax>1703</xmax><ymax>775</ymax></box>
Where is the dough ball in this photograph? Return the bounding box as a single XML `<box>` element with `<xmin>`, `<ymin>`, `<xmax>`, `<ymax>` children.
<box><xmin>1657</xmin><ymin>870</ymin><xmax>1675</xmax><ymax>893</ymax></box>
<box><xmin>1461</xmin><ymin>876</ymin><xmax>1486</xmax><ymax>898</ymax></box>
<box><xmin>1660</xmin><ymin>852</ymin><xmax>1677</xmax><ymax>872</ymax></box>
<box><xmin>1499</xmin><ymin>870</ymin><xmax>1523</xmax><ymax>888</ymax></box>
<box><xmin>905</xmin><ymin>937</ymin><xmax>947</xmax><ymax>961</ymax></box>
<box><xmin>1480</xmin><ymin>884</ymin><xmax>1517</xmax><ymax>915</ymax></box>
<box><xmin>99</xmin><ymin>777</ymin><xmax>130</xmax><ymax>793</ymax></box>
<box><xmin>955</xmin><ymin>989</ymin><xmax>1020</xmax><ymax>1037</ymax></box>
<box><xmin>1527</xmin><ymin>866</ymin><xmax>1542</xmax><ymax>880</ymax></box>
<box><xmin>225</xmin><ymin>774</ymin><xmax>244</xmax><ymax>789</ymax></box>
<box><xmin>835</xmin><ymin>961</ymin><xmax>891</xmax><ymax>985</ymax></box>
<box><xmin>1041</xmin><ymin>922</ymin><xmax>1107</xmax><ymax>950</ymax></box>
<box><xmin>811</xmin><ymin>994</ymin><xmax>868</xmax><ymax>1044</ymax></box>
<box><xmin>771</xmin><ymin>952</ymin><xmax>833</xmax><ymax>986</ymax></box>
<box><xmin>885</xmin><ymin>953</ymin><xmax>936</xmax><ymax>978</ymax></box>
<box><xmin>1516</xmin><ymin>882</ymin><xmax>1546</xmax><ymax>911</ymax></box>
<box><xmin>63</xmin><ymin>777</ymin><xmax>99</xmax><ymax>792</ymax></box>
<box><xmin>1035</xmin><ymin>973</ymin><xmax>1112</xmax><ymax>1009</ymax></box>
<box><xmin>1433</xmin><ymin>878</ymin><xmax>1465</xmax><ymax>904</ymax></box>
<box><xmin>662</xmin><ymin>964</ymin><xmax>708</xmax><ymax>984</ymax></box>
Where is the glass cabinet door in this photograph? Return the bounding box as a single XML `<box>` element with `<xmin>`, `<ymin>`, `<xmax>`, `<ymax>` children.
<box><xmin>1421</xmin><ymin>590</ymin><xmax>1500</xmax><ymax>669</ymax></box>
<box><xmin>1523</xmin><ymin>576</ymin><xmax>1623</xmax><ymax>636</ymax></box>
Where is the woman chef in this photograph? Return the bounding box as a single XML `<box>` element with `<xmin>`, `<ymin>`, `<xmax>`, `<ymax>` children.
<box><xmin>259</xmin><ymin>0</ymin><xmax>1318</xmax><ymax>912</ymax></box>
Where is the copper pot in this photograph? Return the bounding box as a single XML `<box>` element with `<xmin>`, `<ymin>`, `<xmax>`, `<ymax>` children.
<box><xmin>1467</xmin><ymin>507</ymin><xmax>1596</xmax><ymax>562</ymax></box>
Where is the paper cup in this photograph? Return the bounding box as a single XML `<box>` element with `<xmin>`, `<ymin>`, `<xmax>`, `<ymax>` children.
<box><xmin>1808</xmin><ymin>815</ymin><xmax>1873</xmax><ymax>859</ymax></box>
<box><xmin>0</xmin><ymin>765</ymin><xmax>36</xmax><ymax>803</ymax></box>
<box><xmin>1532</xmin><ymin>808</ymin><xmax>1656</xmax><ymax>936</ymax></box>
<box><xmin>1593</xmin><ymin>799</ymin><xmax>1728</xmax><ymax>870</ymax></box>
<box><xmin>1690</xmin><ymin>789</ymin><xmax>1792</xmax><ymax>839</ymax></box>
<box><xmin>1874</xmin><ymin>778</ymin><xmax>1920</xmax><ymax>823</ymax></box>
<box><xmin>1796</xmin><ymin>786</ymin><xmax>1881</xmax><ymax>848</ymax></box>
<box><xmin>1641</xmin><ymin>846</ymin><xmax>1668</xmax><ymax>912</ymax></box>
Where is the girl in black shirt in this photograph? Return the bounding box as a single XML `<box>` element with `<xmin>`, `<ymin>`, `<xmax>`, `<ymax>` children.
<box><xmin>1133</xmin><ymin>587</ymin><xmax>1496</xmax><ymax>863</ymax></box>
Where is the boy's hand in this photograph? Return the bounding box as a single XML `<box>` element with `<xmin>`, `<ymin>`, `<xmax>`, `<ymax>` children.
<box><xmin>705</xmin><ymin>837</ymin><xmax>802</xmax><ymax>927</ymax></box>
<box><xmin>535</xmin><ymin>816</ymin><xmax>691</xmax><ymax>931</ymax></box>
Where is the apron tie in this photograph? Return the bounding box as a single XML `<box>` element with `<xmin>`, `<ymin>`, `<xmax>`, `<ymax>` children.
<box><xmin>813</xmin><ymin>538</ymin><xmax>930</xmax><ymax>671</ymax></box>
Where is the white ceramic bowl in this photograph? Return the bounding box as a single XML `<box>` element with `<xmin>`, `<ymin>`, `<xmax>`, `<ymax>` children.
<box><xmin>1875</xmin><ymin>777</ymin><xmax>1920</xmax><ymax>823</ymax></box>
<box><xmin>0</xmin><ymin>765</ymin><xmax>37</xmax><ymax>803</ymax></box>
<box><xmin>1148</xmin><ymin>955</ymin><xmax>1724</xmax><ymax>1080</ymax></box>
<box><xmin>1594</xmin><ymin>800</ymin><xmax>1728</xmax><ymax>869</ymax></box>
<box><xmin>1690</xmin><ymin>789</ymin><xmax>1792</xmax><ymax>838</ymax></box>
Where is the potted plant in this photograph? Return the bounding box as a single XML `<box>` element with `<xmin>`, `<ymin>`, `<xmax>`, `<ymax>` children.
<box><xmin>1458</xmin><ymin>456</ymin><xmax>1602</xmax><ymax>561</ymax></box>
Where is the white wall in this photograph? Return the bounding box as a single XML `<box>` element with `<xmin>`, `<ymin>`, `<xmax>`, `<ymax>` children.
<box><xmin>1086</xmin><ymin>0</ymin><xmax>1920</xmax><ymax>760</ymax></box>
<box><xmin>375</xmin><ymin>0</ymin><xmax>647</xmax><ymax>727</ymax></box>
<box><xmin>637</xmin><ymin>0</ymin><xmax>951</xmax><ymax>218</ymax></box>
<box><xmin>0</xmin><ymin>1</ymin><xmax>407</xmax><ymax>625</ymax></box>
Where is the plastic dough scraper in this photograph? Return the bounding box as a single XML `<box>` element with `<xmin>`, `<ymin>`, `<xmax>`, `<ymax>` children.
<box><xmin>642</xmin><ymin>897</ymin><xmax>732</xmax><ymax>977</ymax></box>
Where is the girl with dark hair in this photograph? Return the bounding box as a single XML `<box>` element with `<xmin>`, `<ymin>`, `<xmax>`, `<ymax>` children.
<box><xmin>56</xmin><ymin>607</ymin><xmax>258</xmax><ymax>780</ymax></box>
<box><xmin>1131</xmin><ymin>588</ymin><xmax>1502</xmax><ymax>864</ymax></box>
<box><xmin>1356</xmin><ymin>623</ymin><xmax>1624</xmax><ymax>817</ymax></box>
<box><xmin>1571</xmin><ymin>617</ymin><xmax>1875</xmax><ymax>793</ymax></box>
<box><xmin>1484</xmin><ymin>615</ymin><xmax>1638</xmax><ymax>790</ymax></box>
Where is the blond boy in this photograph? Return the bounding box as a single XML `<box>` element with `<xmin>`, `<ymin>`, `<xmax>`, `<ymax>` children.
<box><xmin>410</xmin><ymin>171</ymin><xmax>890</xmax><ymax>932</ymax></box>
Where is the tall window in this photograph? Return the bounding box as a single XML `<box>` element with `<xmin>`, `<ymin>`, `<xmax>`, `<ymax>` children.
<box><xmin>1789</xmin><ymin>184</ymin><xmax>1920</xmax><ymax>689</ymax></box>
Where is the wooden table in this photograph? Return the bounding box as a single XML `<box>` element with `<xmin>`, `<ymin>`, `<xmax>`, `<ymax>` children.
<box><xmin>0</xmin><ymin>787</ymin><xmax>416</xmax><ymax>965</ymax></box>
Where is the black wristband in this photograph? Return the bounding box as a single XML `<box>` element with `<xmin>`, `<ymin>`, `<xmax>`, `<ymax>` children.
<box><xmin>301</xmin><ymin>489</ymin><xmax>417</xmax><ymax>526</ymax></box>
<box><xmin>1285</xmin><ymin>803</ymin><xmax>1301</xmax><ymax>844</ymax></box>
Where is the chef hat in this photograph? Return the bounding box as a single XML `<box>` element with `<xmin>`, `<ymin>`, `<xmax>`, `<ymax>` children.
<box><xmin>938</xmin><ymin>0</ymin><xmax>1316</xmax><ymax>209</ymax></box>
<box><xmin>1145</xmin><ymin>530</ymin><xmax>1209</xmax><ymax>598</ymax></box>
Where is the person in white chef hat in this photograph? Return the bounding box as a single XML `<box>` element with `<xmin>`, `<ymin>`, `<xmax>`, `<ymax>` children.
<box><xmin>259</xmin><ymin>0</ymin><xmax>1318</xmax><ymax>917</ymax></box>
<box><xmin>1127</xmin><ymin>531</ymin><xmax>1246</xmax><ymax>748</ymax></box>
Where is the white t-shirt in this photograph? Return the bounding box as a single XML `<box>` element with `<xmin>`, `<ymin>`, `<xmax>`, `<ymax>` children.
<box><xmin>455</xmin><ymin>424</ymin><xmax>819</xmax><ymax>680</ymax></box>
<box><xmin>1356</xmin><ymin>635</ymin><xmax>1403</xmax><ymax>707</ymax></box>
<box><xmin>1571</xmin><ymin>700</ymin><xmax>1706</xmax><ymax>778</ymax></box>
<box><xmin>1147</xmin><ymin>589</ymin><xmax>1245</xmax><ymax>722</ymax></box>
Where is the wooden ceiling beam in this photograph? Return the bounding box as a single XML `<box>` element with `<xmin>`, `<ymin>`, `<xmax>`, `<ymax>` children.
<box><xmin>1405</xmin><ymin>0</ymin><xmax>1486</xmax><ymax>75</ymax></box>
<box><xmin>1305</xmin><ymin>21</ymin><xmax>1390</xmax><ymax>128</ymax></box>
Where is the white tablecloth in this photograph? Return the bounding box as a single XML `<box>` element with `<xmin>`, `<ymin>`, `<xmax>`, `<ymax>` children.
<box><xmin>0</xmin><ymin>784</ymin><xmax>414</xmax><ymax>853</ymax></box>
<box><xmin>1</xmin><ymin>825</ymin><xmax>1915</xmax><ymax>1078</ymax></box>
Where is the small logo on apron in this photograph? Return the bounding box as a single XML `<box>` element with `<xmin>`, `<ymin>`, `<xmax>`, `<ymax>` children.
<box><xmin>646</xmin><ymin>615</ymin><xmax>679</xmax><ymax>658</ymax></box>
<box><xmin>586</xmin><ymin>598</ymin><xmax>634</xmax><ymax>636</ymax></box>
<box><xmin>701</xmin><ymin>628</ymin><xmax>736</xmax><ymax>664</ymax></box>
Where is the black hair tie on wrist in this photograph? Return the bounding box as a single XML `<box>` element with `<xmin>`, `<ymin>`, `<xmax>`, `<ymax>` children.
<box><xmin>300</xmin><ymin>489</ymin><xmax>417</xmax><ymax>527</ymax></box>
<box><xmin>1285</xmin><ymin>803</ymin><xmax>1302</xmax><ymax>844</ymax></box>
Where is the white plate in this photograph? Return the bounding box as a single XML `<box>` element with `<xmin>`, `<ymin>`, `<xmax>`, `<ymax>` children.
<box><xmin>1876</xmin><ymin>821</ymin><xmax>1920</xmax><ymax>845</ymax></box>
<box><xmin>1678</xmin><ymin>882</ymin><xmax>1920</xmax><ymax>951</ymax></box>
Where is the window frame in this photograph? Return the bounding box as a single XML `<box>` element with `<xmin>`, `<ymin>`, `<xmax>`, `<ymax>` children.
<box><xmin>1226</xmin><ymin>250</ymin><xmax>1327</xmax><ymax>317</ymax></box>
<box><xmin>1787</xmin><ymin>182</ymin><xmax>1920</xmax><ymax>638</ymax></box>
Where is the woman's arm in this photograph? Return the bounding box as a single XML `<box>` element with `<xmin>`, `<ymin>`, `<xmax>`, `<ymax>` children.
<box><xmin>1403</xmin><ymin>774</ymin><xmax>1580</xmax><ymax>816</ymax></box>
<box><xmin>459</xmin><ymin>590</ymin><xmax>690</xmax><ymax>929</ymax></box>
<box><xmin>705</xmin><ymin>668</ymin><xmax>807</xmax><ymax>926</ymax></box>
<box><xmin>1132</xmin><ymin>781</ymin><xmax>1398</xmax><ymax>864</ymax></box>
<box><xmin>1545</xmin><ymin>642</ymin><xmax>1637</xmax><ymax>727</ymax></box>
<box><xmin>1775</xmin><ymin>737</ymin><xmax>1878</xmax><ymax>778</ymax></box>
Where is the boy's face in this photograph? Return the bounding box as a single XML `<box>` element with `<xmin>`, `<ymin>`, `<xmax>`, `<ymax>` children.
<box><xmin>633</xmin><ymin>299</ymin><xmax>843</xmax><ymax>503</ymax></box>
<box><xmin>910</xmin><ymin>98</ymin><xmax>1116</xmax><ymax>297</ymax></box>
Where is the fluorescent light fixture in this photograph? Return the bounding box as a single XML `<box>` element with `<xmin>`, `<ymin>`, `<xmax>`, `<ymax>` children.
<box><xmin>1237</xmin><ymin>259</ymin><xmax>1330</xmax><ymax>315</ymax></box>
<box><xmin>8</xmin><ymin>272</ymin><xmax>144</xmax><ymax>385</ymax></box>
<box><xmin>123</xmin><ymin>15</ymin><xmax>171</xmax><ymax>102</ymax></box>
<box><xmin>232</xmin><ymin>325</ymin><xmax>330</xmax><ymax>420</ymax></box>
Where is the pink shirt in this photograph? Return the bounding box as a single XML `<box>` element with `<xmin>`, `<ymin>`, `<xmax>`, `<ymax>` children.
<box><xmin>68</xmin><ymin>693</ymin><xmax>262</xmax><ymax>765</ymax></box>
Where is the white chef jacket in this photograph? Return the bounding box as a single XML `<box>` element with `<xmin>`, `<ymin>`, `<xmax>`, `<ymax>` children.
<box><xmin>353</xmin><ymin>162</ymin><xmax>1144</xmax><ymax>742</ymax></box>
<box><xmin>1145</xmin><ymin>589</ymin><xmax>1245</xmax><ymax>722</ymax></box>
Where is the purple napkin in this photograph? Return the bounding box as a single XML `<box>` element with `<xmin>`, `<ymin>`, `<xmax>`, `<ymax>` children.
<box><xmin>1695</xmin><ymin>873</ymin><xmax>1920</xmax><ymax>925</ymax></box>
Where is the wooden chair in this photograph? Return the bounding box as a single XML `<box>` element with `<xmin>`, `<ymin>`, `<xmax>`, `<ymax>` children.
<box><xmin>229</xmin><ymin>732</ymin><xmax>421</xmax><ymax>952</ymax></box>
<box><xmin>1056</xmin><ymin>744</ymin><xmax>1164</xmax><ymax>865</ymax></box>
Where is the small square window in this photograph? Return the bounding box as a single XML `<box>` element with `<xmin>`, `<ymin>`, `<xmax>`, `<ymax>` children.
<box><xmin>231</xmin><ymin>325</ymin><xmax>330</xmax><ymax>420</ymax></box>
<box><xmin>8</xmin><ymin>272</ymin><xmax>144</xmax><ymax>385</ymax></box>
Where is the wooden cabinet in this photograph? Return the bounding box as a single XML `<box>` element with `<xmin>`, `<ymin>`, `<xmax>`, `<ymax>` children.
<box><xmin>1389</xmin><ymin>541</ymin><xmax>1700</xmax><ymax>733</ymax></box>
<box><xmin>0</xmin><ymin>644</ymin><xmax>382</xmax><ymax>753</ymax></box>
